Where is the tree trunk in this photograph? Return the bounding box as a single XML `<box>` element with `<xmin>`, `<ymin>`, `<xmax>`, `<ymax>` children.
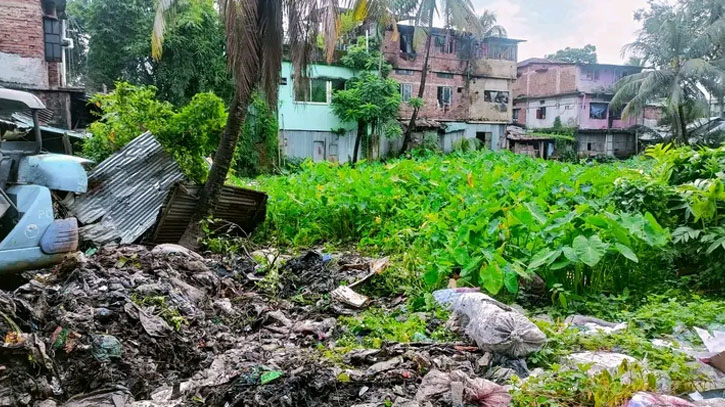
<box><xmin>677</xmin><ymin>104</ymin><xmax>688</xmax><ymax>145</ymax></box>
<box><xmin>400</xmin><ymin>12</ymin><xmax>435</xmax><ymax>155</ymax></box>
<box><xmin>179</xmin><ymin>90</ymin><xmax>251</xmax><ymax>249</ymax></box>
<box><xmin>353</xmin><ymin>120</ymin><xmax>364</xmax><ymax>166</ymax></box>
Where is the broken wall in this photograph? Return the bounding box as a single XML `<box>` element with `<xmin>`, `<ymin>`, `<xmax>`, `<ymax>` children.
<box><xmin>0</xmin><ymin>0</ymin><xmax>50</xmax><ymax>89</ymax></box>
<box><xmin>383</xmin><ymin>29</ymin><xmax>516</xmax><ymax>124</ymax></box>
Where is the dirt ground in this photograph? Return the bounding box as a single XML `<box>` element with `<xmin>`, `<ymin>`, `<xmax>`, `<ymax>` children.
<box><xmin>0</xmin><ymin>245</ymin><xmax>494</xmax><ymax>407</ymax></box>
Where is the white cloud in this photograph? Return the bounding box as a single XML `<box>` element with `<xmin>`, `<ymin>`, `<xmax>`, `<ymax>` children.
<box><xmin>472</xmin><ymin>0</ymin><xmax>649</xmax><ymax>64</ymax></box>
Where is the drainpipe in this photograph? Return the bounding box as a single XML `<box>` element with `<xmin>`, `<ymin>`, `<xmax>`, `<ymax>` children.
<box><xmin>32</xmin><ymin>110</ymin><xmax>43</xmax><ymax>154</ymax></box>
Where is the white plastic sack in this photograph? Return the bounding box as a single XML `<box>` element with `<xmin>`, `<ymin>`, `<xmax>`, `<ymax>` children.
<box><xmin>451</xmin><ymin>293</ymin><xmax>546</xmax><ymax>357</ymax></box>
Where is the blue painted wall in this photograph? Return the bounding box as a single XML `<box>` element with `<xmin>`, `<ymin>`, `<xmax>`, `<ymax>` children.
<box><xmin>278</xmin><ymin>61</ymin><xmax>356</xmax><ymax>132</ymax></box>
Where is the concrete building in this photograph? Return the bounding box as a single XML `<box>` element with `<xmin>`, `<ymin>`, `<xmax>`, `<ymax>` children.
<box><xmin>512</xmin><ymin>59</ymin><xmax>659</xmax><ymax>158</ymax></box>
<box><xmin>277</xmin><ymin>61</ymin><xmax>359</xmax><ymax>163</ymax></box>
<box><xmin>0</xmin><ymin>0</ymin><xmax>83</xmax><ymax>129</ymax></box>
<box><xmin>383</xmin><ymin>25</ymin><xmax>524</xmax><ymax>151</ymax></box>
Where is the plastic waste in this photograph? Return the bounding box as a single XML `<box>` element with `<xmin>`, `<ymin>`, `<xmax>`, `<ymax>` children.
<box><xmin>91</xmin><ymin>335</ymin><xmax>122</xmax><ymax>363</ymax></box>
<box><xmin>448</xmin><ymin>292</ymin><xmax>546</xmax><ymax>357</ymax></box>
<box><xmin>415</xmin><ymin>369</ymin><xmax>510</xmax><ymax>407</ymax></box>
<box><xmin>565</xmin><ymin>351</ymin><xmax>636</xmax><ymax>375</ymax></box>
<box><xmin>626</xmin><ymin>392</ymin><xmax>694</xmax><ymax>407</ymax></box>
<box><xmin>565</xmin><ymin>314</ymin><xmax>627</xmax><ymax>335</ymax></box>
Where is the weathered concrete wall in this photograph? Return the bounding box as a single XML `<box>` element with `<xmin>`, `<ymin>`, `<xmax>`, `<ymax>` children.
<box><xmin>469</xmin><ymin>77</ymin><xmax>510</xmax><ymax>122</ymax></box>
<box><xmin>516</xmin><ymin>96</ymin><xmax>580</xmax><ymax>129</ymax></box>
<box><xmin>390</xmin><ymin>69</ymin><xmax>470</xmax><ymax>121</ymax></box>
<box><xmin>0</xmin><ymin>52</ymin><xmax>48</xmax><ymax>88</ymax></box>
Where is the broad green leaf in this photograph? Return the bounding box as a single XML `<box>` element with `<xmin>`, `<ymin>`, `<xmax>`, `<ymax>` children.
<box><xmin>573</xmin><ymin>235</ymin><xmax>608</xmax><ymax>267</ymax></box>
<box><xmin>503</xmin><ymin>269</ymin><xmax>519</xmax><ymax>294</ymax></box>
<box><xmin>524</xmin><ymin>202</ymin><xmax>548</xmax><ymax>225</ymax></box>
<box><xmin>480</xmin><ymin>263</ymin><xmax>504</xmax><ymax>295</ymax></box>
<box><xmin>614</xmin><ymin>243</ymin><xmax>639</xmax><ymax>263</ymax></box>
<box><xmin>528</xmin><ymin>249</ymin><xmax>559</xmax><ymax>269</ymax></box>
<box><xmin>423</xmin><ymin>268</ymin><xmax>440</xmax><ymax>287</ymax></box>
<box><xmin>558</xmin><ymin>292</ymin><xmax>568</xmax><ymax>309</ymax></box>
<box><xmin>562</xmin><ymin>246</ymin><xmax>578</xmax><ymax>262</ymax></box>
<box><xmin>550</xmin><ymin>258</ymin><xmax>571</xmax><ymax>270</ymax></box>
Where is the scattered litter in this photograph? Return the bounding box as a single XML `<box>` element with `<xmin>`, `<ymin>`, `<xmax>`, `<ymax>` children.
<box><xmin>696</xmin><ymin>328</ymin><xmax>725</xmax><ymax>372</ymax></box>
<box><xmin>448</xmin><ymin>292</ymin><xmax>546</xmax><ymax>357</ymax></box>
<box><xmin>261</xmin><ymin>370</ymin><xmax>283</xmax><ymax>385</ymax></box>
<box><xmin>626</xmin><ymin>392</ymin><xmax>694</xmax><ymax>407</ymax></box>
<box><xmin>414</xmin><ymin>369</ymin><xmax>511</xmax><ymax>407</ymax></box>
<box><xmin>348</xmin><ymin>257</ymin><xmax>390</xmax><ymax>289</ymax></box>
<box><xmin>565</xmin><ymin>314</ymin><xmax>628</xmax><ymax>335</ymax></box>
<box><xmin>331</xmin><ymin>286</ymin><xmax>369</xmax><ymax>308</ymax></box>
<box><xmin>565</xmin><ymin>351</ymin><xmax>637</xmax><ymax>375</ymax></box>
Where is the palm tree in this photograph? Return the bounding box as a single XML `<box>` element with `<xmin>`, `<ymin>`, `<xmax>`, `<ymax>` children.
<box><xmin>478</xmin><ymin>10</ymin><xmax>506</xmax><ymax>37</ymax></box>
<box><xmin>611</xmin><ymin>4</ymin><xmax>725</xmax><ymax>144</ymax></box>
<box><xmin>152</xmin><ymin>0</ymin><xmax>339</xmax><ymax>249</ymax></box>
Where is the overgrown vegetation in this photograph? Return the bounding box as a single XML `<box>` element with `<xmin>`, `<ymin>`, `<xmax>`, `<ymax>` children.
<box><xmin>83</xmin><ymin>82</ymin><xmax>278</xmax><ymax>181</ymax></box>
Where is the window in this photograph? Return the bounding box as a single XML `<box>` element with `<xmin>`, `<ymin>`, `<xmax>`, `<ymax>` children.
<box><xmin>400</xmin><ymin>32</ymin><xmax>414</xmax><ymax>54</ymax></box>
<box><xmin>43</xmin><ymin>17</ymin><xmax>62</xmax><ymax>62</ymax></box>
<box><xmin>294</xmin><ymin>78</ymin><xmax>330</xmax><ymax>103</ymax></box>
<box><xmin>536</xmin><ymin>107</ymin><xmax>547</xmax><ymax>120</ymax></box>
<box><xmin>590</xmin><ymin>103</ymin><xmax>608</xmax><ymax>119</ymax></box>
<box><xmin>585</xmin><ymin>69</ymin><xmax>601</xmax><ymax>81</ymax></box>
<box><xmin>395</xmin><ymin>69</ymin><xmax>415</xmax><ymax>76</ymax></box>
<box><xmin>457</xmin><ymin>87</ymin><xmax>463</xmax><ymax>93</ymax></box>
<box><xmin>280</xmin><ymin>77</ymin><xmax>288</xmax><ymax>86</ymax></box>
<box><xmin>587</xmin><ymin>143</ymin><xmax>593</xmax><ymax>151</ymax></box>
<box><xmin>484</xmin><ymin>90</ymin><xmax>510</xmax><ymax>104</ymax></box>
<box><xmin>436</xmin><ymin>35</ymin><xmax>456</xmax><ymax>54</ymax></box>
<box><xmin>486</xmin><ymin>43</ymin><xmax>517</xmax><ymax>61</ymax></box>
<box><xmin>512</xmin><ymin>108</ymin><xmax>520</xmax><ymax>121</ymax></box>
<box><xmin>436</xmin><ymin>72</ymin><xmax>454</xmax><ymax>79</ymax></box>
<box><xmin>400</xmin><ymin>83</ymin><xmax>413</xmax><ymax>101</ymax></box>
<box><xmin>437</xmin><ymin>86</ymin><xmax>452</xmax><ymax>107</ymax></box>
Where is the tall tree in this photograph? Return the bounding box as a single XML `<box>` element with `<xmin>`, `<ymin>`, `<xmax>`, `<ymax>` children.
<box><xmin>545</xmin><ymin>44</ymin><xmax>598</xmax><ymax>64</ymax></box>
<box><xmin>478</xmin><ymin>10</ymin><xmax>506</xmax><ymax>37</ymax></box>
<box><xmin>153</xmin><ymin>0</ymin><xmax>338</xmax><ymax>249</ymax></box>
<box><xmin>66</xmin><ymin>0</ymin><xmax>231</xmax><ymax>105</ymax></box>
<box><xmin>611</xmin><ymin>3</ymin><xmax>725</xmax><ymax>144</ymax></box>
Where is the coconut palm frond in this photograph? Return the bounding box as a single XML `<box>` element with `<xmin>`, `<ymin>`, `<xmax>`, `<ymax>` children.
<box><xmin>259</xmin><ymin>1</ymin><xmax>283</xmax><ymax>107</ymax></box>
<box><xmin>221</xmin><ymin>0</ymin><xmax>261</xmax><ymax>100</ymax></box>
<box><xmin>151</xmin><ymin>0</ymin><xmax>180</xmax><ymax>61</ymax></box>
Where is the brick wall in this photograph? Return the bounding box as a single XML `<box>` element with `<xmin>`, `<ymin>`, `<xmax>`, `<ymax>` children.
<box><xmin>513</xmin><ymin>63</ymin><xmax>578</xmax><ymax>99</ymax></box>
<box><xmin>383</xmin><ymin>28</ymin><xmax>516</xmax><ymax>123</ymax></box>
<box><xmin>1</xmin><ymin>0</ymin><xmax>45</xmax><ymax>58</ymax></box>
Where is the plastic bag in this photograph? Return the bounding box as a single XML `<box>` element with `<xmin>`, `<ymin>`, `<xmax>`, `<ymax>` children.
<box><xmin>451</xmin><ymin>293</ymin><xmax>546</xmax><ymax>357</ymax></box>
<box><xmin>626</xmin><ymin>392</ymin><xmax>694</xmax><ymax>407</ymax></box>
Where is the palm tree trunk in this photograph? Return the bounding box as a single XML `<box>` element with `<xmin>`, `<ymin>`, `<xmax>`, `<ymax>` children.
<box><xmin>353</xmin><ymin>120</ymin><xmax>364</xmax><ymax>166</ymax></box>
<box><xmin>678</xmin><ymin>104</ymin><xmax>688</xmax><ymax>145</ymax></box>
<box><xmin>179</xmin><ymin>90</ymin><xmax>251</xmax><ymax>249</ymax></box>
<box><xmin>400</xmin><ymin>11</ymin><xmax>435</xmax><ymax>154</ymax></box>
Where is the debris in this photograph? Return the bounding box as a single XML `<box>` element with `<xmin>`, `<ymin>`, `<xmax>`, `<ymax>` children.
<box><xmin>414</xmin><ymin>369</ymin><xmax>511</xmax><ymax>407</ymax></box>
<box><xmin>690</xmin><ymin>389</ymin><xmax>725</xmax><ymax>402</ymax></box>
<box><xmin>626</xmin><ymin>392</ymin><xmax>694</xmax><ymax>407</ymax></box>
<box><xmin>367</xmin><ymin>357</ymin><xmax>404</xmax><ymax>375</ymax></box>
<box><xmin>448</xmin><ymin>292</ymin><xmax>546</xmax><ymax>357</ymax></box>
<box><xmin>331</xmin><ymin>286</ymin><xmax>369</xmax><ymax>308</ymax></box>
<box><xmin>694</xmin><ymin>400</ymin><xmax>725</xmax><ymax>407</ymax></box>
<box><xmin>261</xmin><ymin>371</ymin><xmax>283</xmax><ymax>385</ymax></box>
<box><xmin>150</xmin><ymin>243</ymin><xmax>204</xmax><ymax>260</ymax></box>
<box><xmin>696</xmin><ymin>328</ymin><xmax>725</xmax><ymax>372</ymax></box>
<box><xmin>565</xmin><ymin>351</ymin><xmax>637</xmax><ymax>375</ymax></box>
<box><xmin>91</xmin><ymin>335</ymin><xmax>122</xmax><ymax>363</ymax></box>
<box><xmin>348</xmin><ymin>257</ymin><xmax>390</xmax><ymax>289</ymax></box>
<box><xmin>565</xmin><ymin>314</ymin><xmax>628</xmax><ymax>335</ymax></box>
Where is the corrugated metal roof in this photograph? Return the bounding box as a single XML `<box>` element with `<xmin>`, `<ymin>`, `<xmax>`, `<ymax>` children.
<box><xmin>65</xmin><ymin>132</ymin><xmax>186</xmax><ymax>245</ymax></box>
<box><xmin>150</xmin><ymin>183</ymin><xmax>267</xmax><ymax>244</ymax></box>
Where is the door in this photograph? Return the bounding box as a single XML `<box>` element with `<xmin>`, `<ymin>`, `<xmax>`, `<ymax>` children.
<box><xmin>476</xmin><ymin>132</ymin><xmax>493</xmax><ymax>149</ymax></box>
<box><xmin>313</xmin><ymin>141</ymin><xmax>326</xmax><ymax>162</ymax></box>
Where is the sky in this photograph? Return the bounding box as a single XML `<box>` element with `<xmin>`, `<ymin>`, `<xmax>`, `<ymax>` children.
<box><xmin>470</xmin><ymin>0</ymin><xmax>650</xmax><ymax>64</ymax></box>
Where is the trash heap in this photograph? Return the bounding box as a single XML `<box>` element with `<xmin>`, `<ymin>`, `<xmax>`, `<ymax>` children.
<box><xmin>2</xmin><ymin>245</ymin><xmax>724</xmax><ymax>407</ymax></box>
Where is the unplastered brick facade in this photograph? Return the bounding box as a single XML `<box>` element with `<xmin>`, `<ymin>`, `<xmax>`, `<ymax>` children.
<box><xmin>382</xmin><ymin>25</ymin><xmax>521</xmax><ymax>124</ymax></box>
<box><xmin>0</xmin><ymin>0</ymin><xmax>78</xmax><ymax>128</ymax></box>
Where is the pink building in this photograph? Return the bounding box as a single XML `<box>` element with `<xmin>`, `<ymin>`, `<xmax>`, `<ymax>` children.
<box><xmin>513</xmin><ymin>59</ymin><xmax>659</xmax><ymax>158</ymax></box>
